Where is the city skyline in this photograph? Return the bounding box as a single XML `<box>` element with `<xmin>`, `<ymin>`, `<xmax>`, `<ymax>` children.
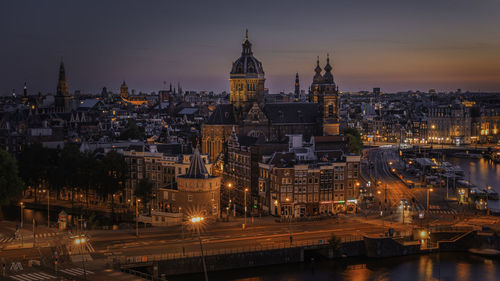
<box><xmin>1</xmin><ymin>0</ymin><xmax>500</xmax><ymax>95</ymax></box>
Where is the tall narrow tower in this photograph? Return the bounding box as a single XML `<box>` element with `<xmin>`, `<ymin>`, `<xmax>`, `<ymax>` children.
<box><xmin>321</xmin><ymin>54</ymin><xmax>340</xmax><ymax>135</ymax></box>
<box><xmin>310</xmin><ymin>55</ymin><xmax>340</xmax><ymax>135</ymax></box>
<box><xmin>120</xmin><ymin>81</ymin><xmax>129</xmax><ymax>100</ymax></box>
<box><xmin>55</xmin><ymin>60</ymin><xmax>72</xmax><ymax>112</ymax></box>
<box><xmin>294</xmin><ymin>73</ymin><xmax>300</xmax><ymax>101</ymax></box>
<box><xmin>229</xmin><ymin>29</ymin><xmax>265</xmax><ymax>119</ymax></box>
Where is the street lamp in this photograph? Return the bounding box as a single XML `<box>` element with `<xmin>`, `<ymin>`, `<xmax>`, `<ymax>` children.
<box><xmin>426</xmin><ymin>188</ymin><xmax>433</xmax><ymax>215</ymax></box>
<box><xmin>227</xmin><ymin>183</ymin><xmax>232</xmax><ymax>217</ymax></box>
<box><xmin>43</xmin><ymin>189</ymin><xmax>50</xmax><ymax>228</ymax></box>
<box><xmin>243</xmin><ymin>188</ymin><xmax>249</xmax><ymax>230</ymax></box>
<box><xmin>20</xmin><ymin>202</ymin><xmax>24</xmax><ymax>228</ymax></box>
<box><xmin>285</xmin><ymin>197</ymin><xmax>294</xmax><ymax>245</ymax></box>
<box><xmin>136</xmin><ymin>198</ymin><xmax>141</xmax><ymax>237</ymax></box>
<box><xmin>191</xmin><ymin>216</ymin><xmax>208</xmax><ymax>281</ymax></box>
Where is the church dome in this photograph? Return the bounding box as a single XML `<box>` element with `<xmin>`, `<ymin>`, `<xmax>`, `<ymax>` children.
<box><xmin>230</xmin><ymin>30</ymin><xmax>264</xmax><ymax>77</ymax></box>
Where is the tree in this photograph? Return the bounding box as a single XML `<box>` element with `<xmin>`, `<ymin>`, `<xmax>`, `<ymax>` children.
<box><xmin>119</xmin><ymin>120</ymin><xmax>144</xmax><ymax>140</ymax></box>
<box><xmin>328</xmin><ymin>233</ymin><xmax>342</xmax><ymax>252</ymax></box>
<box><xmin>97</xmin><ymin>150</ymin><xmax>128</xmax><ymax>221</ymax></box>
<box><xmin>342</xmin><ymin>127</ymin><xmax>363</xmax><ymax>154</ymax></box>
<box><xmin>18</xmin><ymin>143</ymin><xmax>50</xmax><ymax>202</ymax></box>
<box><xmin>0</xmin><ymin>149</ymin><xmax>24</xmax><ymax>205</ymax></box>
<box><xmin>78</xmin><ymin>151</ymin><xmax>99</xmax><ymax>208</ymax></box>
<box><xmin>134</xmin><ymin>178</ymin><xmax>153</xmax><ymax>215</ymax></box>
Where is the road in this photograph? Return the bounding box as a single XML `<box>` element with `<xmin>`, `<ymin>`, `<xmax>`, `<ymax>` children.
<box><xmin>91</xmin><ymin>216</ymin><xmax>409</xmax><ymax>258</ymax></box>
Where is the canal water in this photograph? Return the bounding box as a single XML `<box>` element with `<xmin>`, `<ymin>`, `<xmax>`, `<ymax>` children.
<box><xmin>447</xmin><ymin>157</ymin><xmax>500</xmax><ymax>210</ymax></box>
<box><xmin>170</xmin><ymin>253</ymin><xmax>500</xmax><ymax>281</ymax></box>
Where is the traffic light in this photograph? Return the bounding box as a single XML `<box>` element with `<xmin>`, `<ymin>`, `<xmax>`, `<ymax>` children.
<box><xmin>253</xmin><ymin>204</ymin><xmax>257</xmax><ymax>209</ymax></box>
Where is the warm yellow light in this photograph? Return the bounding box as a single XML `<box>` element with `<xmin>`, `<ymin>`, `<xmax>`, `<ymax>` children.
<box><xmin>285</xmin><ymin>198</ymin><xmax>290</xmax><ymax>202</ymax></box>
<box><xmin>228</xmin><ymin>183</ymin><xmax>232</xmax><ymax>188</ymax></box>
<box><xmin>420</xmin><ymin>230</ymin><xmax>427</xmax><ymax>238</ymax></box>
<box><xmin>430</xmin><ymin>188</ymin><xmax>433</xmax><ymax>192</ymax></box>
<box><xmin>81</xmin><ymin>238</ymin><xmax>86</xmax><ymax>243</ymax></box>
<box><xmin>74</xmin><ymin>239</ymin><xmax>81</xmax><ymax>245</ymax></box>
<box><xmin>191</xmin><ymin>216</ymin><xmax>204</xmax><ymax>223</ymax></box>
<box><xmin>389</xmin><ymin>161</ymin><xmax>393</xmax><ymax>165</ymax></box>
<box><xmin>244</xmin><ymin>188</ymin><xmax>249</xmax><ymax>192</ymax></box>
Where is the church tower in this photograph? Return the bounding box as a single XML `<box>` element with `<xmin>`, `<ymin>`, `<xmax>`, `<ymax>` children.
<box><xmin>55</xmin><ymin>60</ymin><xmax>72</xmax><ymax>112</ymax></box>
<box><xmin>229</xmin><ymin>30</ymin><xmax>265</xmax><ymax>119</ymax></box>
<box><xmin>321</xmin><ymin>55</ymin><xmax>340</xmax><ymax>135</ymax></box>
<box><xmin>310</xmin><ymin>55</ymin><xmax>340</xmax><ymax>135</ymax></box>
<box><xmin>294</xmin><ymin>73</ymin><xmax>300</xmax><ymax>101</ymax></box>
<box><xmin>120</xmin><ymin>81</ymin><xmax>129</xmax><ymax>100</ymax></box>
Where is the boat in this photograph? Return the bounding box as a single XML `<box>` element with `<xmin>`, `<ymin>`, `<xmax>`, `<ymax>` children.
<box><xmin>485</xmin><ymin>187</ymin><xmax>499</xmax><ymax>200</ymax></box>
<box><xmin>469</xmin><ymin>248</ymin><xmax>500</xmax><ymax>257</ymax></box>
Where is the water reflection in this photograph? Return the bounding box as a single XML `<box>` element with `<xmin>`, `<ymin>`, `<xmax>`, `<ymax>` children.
<box><xmin>447</xmin><ymin>157</ymin><xmax>500</xmax><ymax>209</ymax></box>
<box><xmin>170</xmin><ymin>253</ymin><xmax>500</xmax><ymax>281</ymax></box>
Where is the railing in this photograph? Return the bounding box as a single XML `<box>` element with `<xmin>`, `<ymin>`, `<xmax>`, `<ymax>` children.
<box><xmin>121</xmin><ymin>267</ymin><xmax>167</xmax><ymax>281</ymax></box>
<box><xmin>117</xmin><ymin>235</ymin><xmax>365</xmax><ymax>265</ymax></box>
<box><xmin>429</xmin><ymin>225</ymin><xmax>476</xmax><ymax>233</ymax></box>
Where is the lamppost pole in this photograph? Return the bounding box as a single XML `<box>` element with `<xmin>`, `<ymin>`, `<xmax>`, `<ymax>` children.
<box><xmin>192</xmin><ymin>217</ymin><xmax>208</xmax><ymax>281</ymax></box>
<box><xmin>136</xmin><ymin>198</ymin><xmax>141</xmax><ymax>238</ymax></box>
<box><xmin>20</xmin><ymin>202</ymin><xmax>24</xmax><ymax>228</ymax></box>
<box><xmin>427</xmin><ymin>188</ymin><xmax>433</xmax><ymax>215</ymax></box>
<box><xmin>243</xmin><ymin>188</ymin><xmax>248</xmax><ymax>230</ymax></box>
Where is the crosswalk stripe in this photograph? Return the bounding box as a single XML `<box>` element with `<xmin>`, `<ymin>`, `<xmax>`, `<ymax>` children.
<box><xmin>61</xmin><ymin>267</ymin><xmax>95</xmax><ymax>275</ymax></box>
<box><xmin>10</xmin><ymin>272</ymin><xmax>55</xmax><ymax>281</ymax></box>
<box><xmin>61</xmin><ymin>268</ymin><xmax>82</xmax><ymax>275</ymax></box>
<box><xmin>9</xmin><ymin>276</ymin><xmax>28</xmax><ymax>281</ymax></box>
<box><xmin>30</xmin><ymin>272</ymin><xmax>51</xmax><ymax>280</ymax></box>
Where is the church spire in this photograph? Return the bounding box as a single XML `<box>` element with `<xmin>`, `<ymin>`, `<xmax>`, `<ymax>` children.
<box><xmin>313</xmin><ymin>56</ymin><xmax>323</xmax><ymax>84</ymax></box>
<box><xmin>323</xmin><ymin>53</ymin><xmax>334</xmax><ymax>84</ymax></box>
<box><xmin>57</xmin><ymin>60</ymin><xmax>69</xmax><ymax>96</ymax></box>
<box><xmin>294</xmin><ymin>73</ymin><xmax>300</xmax><ymax>98</ymax></box>
<box><xmin>242</xmin><ymin>29</ymin><xmax>252</xmax><ymax>55</ymax></box>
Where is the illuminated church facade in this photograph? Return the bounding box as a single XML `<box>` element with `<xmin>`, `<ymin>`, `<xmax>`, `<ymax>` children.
<box><xmin>201</xmin><ymin>30</ymin><xmax>340</xmax><ymax>162</ymax></box>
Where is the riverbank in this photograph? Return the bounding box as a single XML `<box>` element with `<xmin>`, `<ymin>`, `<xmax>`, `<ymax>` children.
<box><xmin>167</xmin><ymin>251</ymin><xmax>500</xmax><ymax>281</ymax></box>
<box><xmin>122</xmin><ymin>227</ymin><xmax>500</xmax><ymax>279</ymax></box>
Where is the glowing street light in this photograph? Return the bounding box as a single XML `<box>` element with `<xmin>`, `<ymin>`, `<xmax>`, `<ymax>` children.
<box><xmin>191</xmin><ymin>216</ymin><xmax>208</xmax><ymax>281</ymax></box>
<box><xmin>243</xmin><ymin>188</ymin><xmax>249</xmax><ymax>230</ymax></box>
<box><xmin>20</xmin><ymin>202</ymin><xmax>24</xmax><ymax>228</ymax></box>
<box><xmin>426</xmin><ymin>188</ymin><xmax>433</xmax><ymax>214</ymax></box>
<box><xmin>136</xmin><ymin>198</ymin><xmax>141</xmax><ymax>237</ymax></box>
<box><xmin>227</xmin><ymin>183</ymin><xmax>232</xmax><ymax>217</ymax></box>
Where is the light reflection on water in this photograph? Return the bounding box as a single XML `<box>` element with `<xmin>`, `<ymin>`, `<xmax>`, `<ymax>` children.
<box><xmin>170</xmin><ymin>253</ymin><xmax>500</xmax><ymax>281</ymax></box>
<box><xmin>447</xmin><ymin>157</ymin><xmax>500</xmax><ymax>209</ymax></box>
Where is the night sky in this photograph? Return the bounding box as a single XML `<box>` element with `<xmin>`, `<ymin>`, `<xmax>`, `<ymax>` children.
<box><xmin>1</xmin><ymin>0</ymin><xmax>500</xmax><ymax>95</ymax></box>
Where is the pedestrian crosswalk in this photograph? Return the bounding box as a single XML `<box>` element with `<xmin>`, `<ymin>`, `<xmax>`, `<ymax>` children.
<box><xmin>412</xmin><ymin>205</ymin><xmax>457</xmax><ymax>215</ymax></box>
<box><xmin>60</xmin><ymin>267</ymin><xmax>95</xmax><ymax>276</ymax></box>
<box><xmin>9</xmin><ymin>272</ymin><xmax>55</xmax><ymax>281</ymax></box>
<box><xmin>0</xmin><ymin>232</ymin><xmax>58</xmax><ymax>244</ymax></box>
<box><xmin>0</xmin><ymin>234</ymin><xmax>15</xmax><ymax>243</ymax></box>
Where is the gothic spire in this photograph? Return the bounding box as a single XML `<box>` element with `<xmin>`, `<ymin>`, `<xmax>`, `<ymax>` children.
<box><xmin>57</xmin><ymin>60</ymin><xmax>69</xmax><ymax>96</ymax></box>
